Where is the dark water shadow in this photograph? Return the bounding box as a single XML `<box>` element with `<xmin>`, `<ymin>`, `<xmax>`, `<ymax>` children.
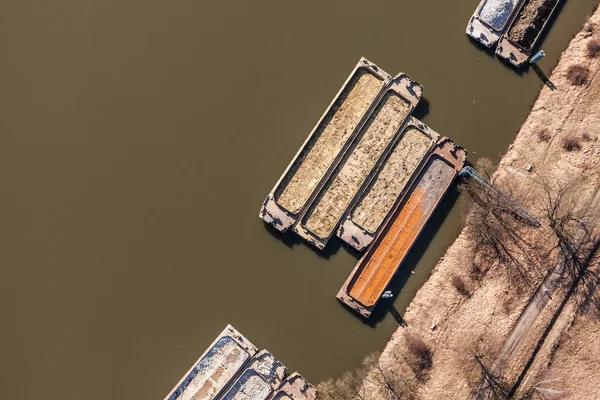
<box><xmin>365</xmin><ymin>184</ymin><xmax>462</xmax><ymax>325</ymax></box>
<box><xmin>413</xmin><ymin>96</ymin><xmax>430</xmax><ymax>120</ymax></box>
<box><xmin>467</xmin><ymin>36</ymin><xmax>497</xmax><ymax>57</ymax></box>
<box><xmin>262</xmin><ymin>222</ymin><xmax>344</xmax><ymax>260</ymax></box>
<box><xmin>531</xmin><ymin>64</ymin><xmax>557</xmax><ymax>90</ymax></box>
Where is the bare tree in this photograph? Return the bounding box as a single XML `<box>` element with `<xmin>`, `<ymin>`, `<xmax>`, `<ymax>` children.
<box><xmin>473</xmin><ymin>354</ymin><xmax>510</xmax><ymax>400</ymax></box>
<box><xmin>461</xmin><ymin>158</ymin><xmax>549</xmax><ymax>290</ymax></box>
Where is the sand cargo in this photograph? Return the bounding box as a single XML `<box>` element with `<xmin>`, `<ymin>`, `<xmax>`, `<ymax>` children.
<box><xmin>293</xmin><ymin>74</ymin><xmax>423</xmax><ymax>250</ymax></box>
<box><xmin>259</xmin><ymin>58</ymin><xmax>391</xmax><ymax>232</ymax></box>
<box><xmin>466</xmin><ymin>0</ymin><xmax>525</xmax><ymax>48</ymax></box>
<box><xmin>216</xmin><ymin>350</ymin><xmax>288</xmax><ymax>400</ymax></box>
<box><xmin>337</xmin><ymin>117</ymin><xmax>439</xmax><ymax>252</ymax></box>
<box><xmin>337</xmin><ymin>139</ymin><xmax>466</xmax><ymax>318</ymax></box>
<box><xmin>496</xmin><ymin>0</ymin><xmax>564</xmax><ymax>67</ymax></box>
<box><xmin>165</xmin><ymin>325</ymin><xmax>258</xmax><ymax>400</ymax></box>
<box><xmin>271</xmin><ymin>373</ymin><xmax>317</xmax><ymax>400</ymax></box>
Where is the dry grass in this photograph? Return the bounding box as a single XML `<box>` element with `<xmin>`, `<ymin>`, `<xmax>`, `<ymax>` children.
<box><xmin>587</xmin><ymin>39</ymin><xmax>600</xmax><ymax>58</ymax></box>
<box><xmin>566</xmin><ymin>65</ymin><xmax>590</xmax><ymax>86</ymax></box>
<box><xmin>561</xmin><ymin>135</ymin><xmax>582</xmax><ymax>151</ymax></box>
<box><xmin>537</xmin><ymin>129</ymin><xmax>551</xmax><ymax>142</ymax></box>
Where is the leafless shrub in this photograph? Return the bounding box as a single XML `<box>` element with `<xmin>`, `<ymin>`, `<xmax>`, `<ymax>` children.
<box><xmin>470</xmin><ymin>262</ymin><xmax>484</xmax><ymax>282</ymax></box>
<box><xmin>560</xmin><ymin>135</ymin><xmax>581</xmax><ymax>152</ymax></box>
<box><xmin>537</xmin><ymin>129</ymin><xmax>551</xmax><ymax>142</ymax></box>
<box><xmin>452</xmin><ymin>275</ymin><xmax>470</xmax><ymax>297</ymax></box>
<box><xmin>582</xmin><ymin>132</ymin><xmax>592</xmax><ymax>142</ymax></box>
<box><xmin>587</xmin><ymin>39</ymin><xmax>600</xmax><ymax>58</ymax></box>
<box><xmin>566</xmin><ymin>65</ymin><xmax>590</xmax><ymax>86</ymax></box>
<box><xmin>406</xmin><ymin>335</ymin><xmax>433</xmax><ymax>377</ymax></box>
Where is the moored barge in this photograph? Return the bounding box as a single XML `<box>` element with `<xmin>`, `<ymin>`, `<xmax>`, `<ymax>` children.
<box><xmin>293</xmin><ymin>74</ymin><xmax>423</xmax><ymax>250</ymax></box>
<box><xmin>216</xmin><ymin>350</ymin><xmax>287</xmax><ymax>400</ymax></box>
<box><xmin>466</xmin><ymin>0</ymin><xmax>525</xmax><ymax>48</ymax></box>
<box><xmin>271</xmin><ymin>373</ymin><xmax>317</xmax><ymax>400</ymax></box>
<box><xmin>496</xmin><ymin>0</ymin><xmax>564</xmax><ymax>67</ymax></box>
<box><xmin>259</xmin><ymin>58</ymin><xmax>390</xmax><ymax>232</ymax></box>
<box><xmin>337</xmin><ymin>117</ymin><xmax>439</xmax><ymax>252</ymax></box>
<box><xmin>336</xmin><ymin>139</ymin><xmax>466</xmax><ymax>318</ymax></box>
<box><xmin>165</xmin><ymin>325</ymin><xmax>258</xmax><ymax>400</ymax></box>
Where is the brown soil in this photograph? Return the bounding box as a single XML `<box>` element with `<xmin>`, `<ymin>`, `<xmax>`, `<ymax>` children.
<box><xmin>351</xmin><ymin>128</ymin><xmax>432</xmax><ymax>234</ymax></box>
<box><xmin>304</xmin><ymin>92</ymin><xmax>410</xmax><ymax>239</ymax></box>
<box><xmin>508</xmin><ymin>0</ymin><xmax>559</xmax><ymax>50</ymax></box>
<box><xmin>276</xmin><ymin>70</ymin><xmax>384</xmax><ymax>214</ymax></box>
<box><xmin>356</xmin><ymin>9</ymin><xmax>600</xmax><ymax>400</ymax></box>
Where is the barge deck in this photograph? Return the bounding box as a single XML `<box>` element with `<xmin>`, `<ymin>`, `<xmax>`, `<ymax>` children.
<box><xmin>337</xmin><ymin>117</ymin><xmax>439</xmax><ymax>252</ymax></box>
<box><xmin>496</xmin><ymin>0</ymin><xmax>563</xmax><ymax>67</ymax></box>
<box><xmin>336</xmin><ymin>139</ymin><xmax>466</xmax><ymax>318</ymax></box>
<box><xmin>165</xmin><ymin>325</ymin><xmax>258</xmax><ymax>400</ymax></box>
<box><xmin>293</xmin><ymin>74</ymin><xmax>423</xmax><ymax>250</ymax></box>
<box><xmin>466</xmin><ymin>0</ymin><xmax>525</xmax><ymax>48</ymax></box>
<box><xmin>271</xmin><ymin>373</ymin><xmax>317</xmax><ymax>400</ymax></box>
<box><xmin>259</xmin><ymin>58</ymin><xmax>390</xmax><ymax>232</ymax></box>
<box><xmin>217</xmin><ymin>350</ymin><xmax>287</xmax><ymax>400</ymax></box>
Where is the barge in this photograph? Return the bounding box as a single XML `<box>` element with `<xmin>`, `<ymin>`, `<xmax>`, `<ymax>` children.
<box><xmin>271</xmin><ymin>373</ymin><xmax>317</xmax><ymax>400</ymax></box>
<box><xmin>293</xmin><ymin>74</ymin><xmax>423</xmax><ymax>250</ymax></box>
<box><xmin>496</xmin><ymin>0</ymin><xmax>563</xmax><ymax>67</ymax></box>
<box><xmin>336</xmin><ymin>139</ymin><xmax>466</xmax><ymax>318</ymax></box>
<box><xmin>466</xmin><ymin>0</ymin><xmax>525</xmax><ymax>48</ymax></box>
<box><xmin>216</xmin><ymin>350</ymin><xmax>287</xmax><ymax>400</ymax></box>
<box><xmin>259</xmin><ymin>58</ymin><xmax>390</xmax><ymax>232</ymax></box>
<box><xmin>165</xmin><ymin>325</ymin><xmax>258</xmax><ymax>400</ymax></box>
<box><xmin>337</xmin><ymin>117</ymin><xmax>439</xmax><ymax>252</ymax></box>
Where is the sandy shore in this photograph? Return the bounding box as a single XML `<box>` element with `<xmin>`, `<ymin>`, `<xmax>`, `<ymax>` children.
<box><xmin>362</xmin><ymin>7</ymin><xmax>600</xmax><ymax>400</ymax></box>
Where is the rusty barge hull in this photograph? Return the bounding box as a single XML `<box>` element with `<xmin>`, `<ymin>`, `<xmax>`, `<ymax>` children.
<box><xmin>336</xmin><ymin>139</ymin><xmax>466</xmax><ymax>318</ymax></box>
<box><xmin>271</xmin><ymin>372</ymin><xmax>317</xmax><ymax>400</ymax></box>
<box><xmin>293</xmin><ymin>74</ymin><xmax>423</xmax><ymax>250</ymax></box>
<box><xmin>165</xmin><ymin>325</ymin><xmax>258</xmax><ymax>400</ymax></box>
<box><xmin>216</xmin><ymin>350</ymin><xmax>288</xmax><ymax>400</ymax></box>
<box><xmin>496</xmin><ymin>0</ymin><xmax>563</xmax><ymax>67</ymax></box>
<box><xmin>259</xmin><ymin>58</ymin><xmax>390</xmax><ymax>232</ymax></box>
<box><xmin>337</xmin><ymin>117</ymin><xmax>440</xmax><ymax>252</ymax></box>
<box><xmin>466</xmin><ymin>0</ymin><xmax>525</xmax><ymax>48</ymax></box>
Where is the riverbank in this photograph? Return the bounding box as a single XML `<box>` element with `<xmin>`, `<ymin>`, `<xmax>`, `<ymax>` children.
<box><xmin>358</xmin><ymin>6</ymin><xmax>600</xmax><ymax>400</ymax></box>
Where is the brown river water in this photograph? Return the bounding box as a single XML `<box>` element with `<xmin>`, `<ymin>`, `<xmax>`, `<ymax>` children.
<box><xmin>1</xmin><ymin>1</ymin><xmax>597</xmax><ymax>398</ymax></box>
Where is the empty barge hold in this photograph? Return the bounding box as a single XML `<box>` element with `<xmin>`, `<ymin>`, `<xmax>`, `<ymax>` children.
<box><xmin>337</xmin><ymin>117</ymin><xmax>440</xmax><ymax>252</ymax></box>
<box><xmin>496</xmin><ymin>0</ymin><xmax>563</xmax><ymax>67</ymax></box>
<box><xmin>293</xmin><ymin>74</ymin><xmax>423</xmax><ymax>250</ymax></box>
<box><xmin>336</xmin><ymin>139</ymin><xmax>466</xmax><ymax>318</ymax></box>
<box><xmin>466</xmin><ymin>0</ymin><xmax>525</xmax><ymax>48</ymax></box>
<box><xmin>165</xmin><ymin>325</ymin><xmax>258</xmax><ymax>400</ymax></box>
<box><xmin>259</xmin><ymin>58</ymin><xmax>390</xmax><ymax>232</ymax></box>
<box><xmin>271</xmin><ymin>373</ymin><xmax>317</xmax><ymax>400</ymax></box>
<box><xmin>217</xmin><ymin>350</ymin><xmax>288</xmax><ymax>400</ymax></box>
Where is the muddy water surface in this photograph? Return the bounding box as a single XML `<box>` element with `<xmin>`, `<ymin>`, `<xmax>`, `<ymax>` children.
<box><xmin>1</xmin><ymin>1</ymin><xmax>598</xmax><ymax>399</ymax></box>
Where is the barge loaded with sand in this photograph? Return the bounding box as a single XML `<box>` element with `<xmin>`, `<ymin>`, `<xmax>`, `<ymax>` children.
<box><xmin>466</xmin><ymin>0</ymin><xmax>524</xmax><ymax>47</ymax></box>
<box><xmin>293</xmin><ymin>74</ymin><xmax>423</xmax><ymax>250</ymax></box>
<box><xmin>259</xmin><ymin>58</ymin><xmax>390</xmax><ymax>232</ymax></box>
<box><xmin>165</xmin><ymin>325</ymin><xmax>316</xmax><ymax>400</ymax></box>
<box><xmin>337</xmin><ymin>117</ymin><xmax>439</xmax><ymax>252</ymax></box>
<box><xmin>496</xmin><ymin>0</ymin><xmax>563</xmax><ymax>67</ymax></box>
<box><xmin>337</xmin><ymin>139</ymin><xmax>466</xmax><ymax>318</ymax></box>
